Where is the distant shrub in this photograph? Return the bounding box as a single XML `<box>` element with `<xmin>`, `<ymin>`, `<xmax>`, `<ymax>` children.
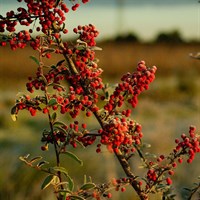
<box><xmin>114</xmin><ymin>33</ymin><xmax>140</xmax><ymax>43</ymax></box>
<box><xmin>155</xmin><ymin>30</ymin><xmax>184</xmax><ymax>44</ymax></box>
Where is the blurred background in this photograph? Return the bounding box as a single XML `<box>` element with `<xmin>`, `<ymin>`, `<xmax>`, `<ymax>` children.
<box><xmin>0</xmin><ymin>0</ymin><xmax>200</xmax><ymax>199</ymax></box>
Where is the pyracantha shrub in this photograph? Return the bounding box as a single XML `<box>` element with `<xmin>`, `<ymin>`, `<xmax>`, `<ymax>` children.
<box><xmin>1</xmin><ymin>0</ymin><xmax>199</xmax><ymax>200</ymax></box>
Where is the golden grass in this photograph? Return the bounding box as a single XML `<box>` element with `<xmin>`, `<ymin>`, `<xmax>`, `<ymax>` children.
<box><xmin>0</xmin><ymin>42</ymin><xmax>199</xmax><ymax>82</ymax></box>
<box><xmin>96</xmin><ymin>42</ymin><xmax>200</xmax><ymax>78</ymax></box>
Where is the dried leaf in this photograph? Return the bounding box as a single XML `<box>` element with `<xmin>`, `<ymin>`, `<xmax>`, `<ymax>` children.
<box><xmin>11</xmin><ymin>114</ymin><xmax>17</xmax><ymax>121</ymax></box>
<box><xmin>30</xmin><ymin>156</ymin><xmax>43</xmax><ymax>164</ymax></box>
<box><xmin>37</xmin><ymin>161</ymin><xmax>49</xmax><ymax>168</ymax></box>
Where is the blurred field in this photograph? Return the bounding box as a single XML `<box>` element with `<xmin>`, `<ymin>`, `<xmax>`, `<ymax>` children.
<box><xmin>0</xmin><ymin>41</ymin><xmax>200</xmax><ymax>199</ymax></box>
<box><xmin>1</xmin><ymin>42</ymin><xmax>200</xmax><ymax>80</ymax></box>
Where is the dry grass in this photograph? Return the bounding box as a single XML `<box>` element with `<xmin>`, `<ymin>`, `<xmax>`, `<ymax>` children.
<box><xmin>0</xmin><ymin>42</ymin><xmax>199</xmax><ymax>81</ymax></box>
<box><xmin>96</xmin><ymin>42</ymin><xmax>200</xmax><ymax>78</ymax></box>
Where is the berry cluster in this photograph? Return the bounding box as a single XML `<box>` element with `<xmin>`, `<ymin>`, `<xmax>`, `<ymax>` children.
<box><xmin>7</xmin><ymin>30</ymin><xmax>31</xmax><ymax>50</ymax></box>
<box><xmin>147</xmin><ymin>169</ymin><xmax>157</xmax><ymax>183</ymax></box>
<box><xmin>104</xmin><ymin>61</ymin><xmax>157</xmax><ymax>113</ymax></box>
<box><xmin>24</xmin><ymin>38</ymin><xmax>103</xmax><ymax>117</ymax></box>
<box><xmin>13</xmin><ymin>95</ymin><xmax>42</xmax><ymax>117</ymax></box>
<box><xmin>26</xmin><ymin>61</ymin><xmax>67</xmax><ymax>93</ymax></box>
<box><xmin>0</xmin><ymin>0</ymin><xmax>89</xmax><ymax>49</ymax></box>
<box><xmin>145</xmin><ymin>166</ymin><xmax>172</xmax><ymax>191</ymax></box>
<box><xmin>97</xmin><ymin>117</ymin><xmax>143</xmax><ymax>153</ymax></box>
<box><xmin>41</xmin><ymin>120</ymin><xmax>89</xmax><ymax>149</ymax></box>
<box><xmin>111</xmin><ymin>177</ymin><xmax>130</xmax><ymax>192</ymax></box>
<box><xmin>174</xmin><ymin>125</ymin><xmax>200</xmax><ymax>163</ymax></box>
<box><xmin>144</xmin><ymin>126</ymin><xmax>199</xmax><ymax>191</ymax></box>
<box><xmin>73</xmin><ymin>24</ymin><xmax>99</xmax><ymax>46</ymax></box>
<box><xmin>91</xmin><ymin>177</ymin><xmax>132</xmax><ymax>200</ymax></box>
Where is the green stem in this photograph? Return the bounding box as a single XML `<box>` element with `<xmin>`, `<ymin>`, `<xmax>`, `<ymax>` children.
<box><xmin>38</xmin><ymin>51</ymin><xmax>63</xmax><ymax>200</ymax></box>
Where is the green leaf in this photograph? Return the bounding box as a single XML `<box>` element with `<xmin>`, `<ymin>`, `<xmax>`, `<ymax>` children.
<box><xmin>76</xmin><ymin>45</ymin><xmax>86</xmax><ymax>51</ymax></box>
<box><xmin>74</xmin><ymin>139</ymin><xmax>86</xmax><ymax>149</ymax></box>
<box><xmin>54</xmin><ymin>121</ymin><xmax>67</xmax><ymax>127</ymax></box>
<box><xmin>39</xmin><ymin>74</ymin><xmax>48</xmax><ymax>85</ymax></box>
<box><xmin>83</xmin><ymin>175</ymin><xmax>87</xmax><ymax>184</ymax></box>
<box><xmin>73</xmin><ymin>131</ymin><xmax>83</xmax><ymax>136</ymax></box>
<box><xmin>55</xmin><ymin>0</ymin><xmax>61</xmax><ymax>7</ymax></box>
<box><xmin>42</xmin><ymin>48</ymin><xmax>55</xmax><ymax>54</ymax></box>
<box><xmin>41</xmin><ymin>175</ymin><xmax>56</xmax><ymax>190</ymax></box>
<box><xmin>183</xmin><ymin>188</ymin><xmax>192</xmax><ymax>191</ymax></box>
<box><xmin>65</xmin><ymin>174</ymin><xmax>74</xmax><ymax>191</ymax></box>
<box><xmin>52</xmin><ymin>166</ymin><xmax>68</xmax><ymax>175</ymax></box>
<box><xmin>49</xmin><ymin>83</ymin><xmax>65</xmax><ymax>91</ymax></box>
<box><xmin>68</xmin><ymin>195</ymin><xmax>86</xmax><ymax>200</ymax></box>
<box><xmin>56</xmin><ymin>59</ymin><xmax>65</xmax><ymax>66</ymax></box>
<box><xmin>48</xmin><ymin>98</ymin><xmax>57</xmax><ymax>106</ymax></box>
<box><xmin>51</xmin><ymin>65</ymin><xmax>56</xmax><ymax>69</ymax></box>
<box><xmin>59</xmin><ymin>190</ymin><xmax>72</xmax><ymax>200</ymax></box>
<box><xmin>61</xmin><ymin>151</ymin><xmax>83</xmax><ymax>166</ymax></box>
<box><xmin>88</xmin><ymin>176</ymin><xmax>92</xmax><ymax>183</ymax></box>
<box><xmin>55</xmin><ymin>126</ymin><xmax>68</xmax><ymax>135</ymax></box>
<box><xmin>62</xmin><ymin>192</ymin><xmax>67</xmax><ymax>200</ymax></box>
<box><xmin>59</xmin><ymin>189</ymin><xmax>72</xmax><ymax>194</ymax></box>
<box><xmin>80</xmin><ymin>183</ymin><xmax>96</xmax><ymax>191</ymax></box>
<box><xmin>11</xmin><ymin>105</ymin><xmax>17</xmax><ymax>114</ymax></box>
<box><xmin>11</xmin><ymin>106</ymin><xmax>18</xmax><ymax>121</ymax></box>
<box><xmin>105</xmin><ymin>91</ymin><xmax>109</xmax><ymax>100</ymax></box>
<box><xmin>51</xmin><ymin>112</ymin><xmax>57</xmax><ymax>123</ymax></box>
<box><xmin>30</xmin><ymin>55</ymin><xmax>40</xmax><ymax>66</ymax></box>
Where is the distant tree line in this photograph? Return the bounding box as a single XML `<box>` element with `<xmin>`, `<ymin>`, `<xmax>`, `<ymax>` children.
<box><xmin>112</xmin><ymin>30</ymin><xmax>199</xmax><ymax>44</ymax></box>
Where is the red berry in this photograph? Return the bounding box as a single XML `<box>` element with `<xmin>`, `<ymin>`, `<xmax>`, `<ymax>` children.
<box><xmin>41</xmin><ymin>144</ymin><xmax>48</xmax><ymax>151</ymax></box>
<box><xmin>96</xmin><ymin>148</ymin><xmax>101</xmax><ymax>153</ymax></box>
<box><xmin>172</xmin><ymin>162</ymin><xmax>177</xmax><ymax>168</ymax></box>
<box><xmin>168</xmin><ymin>170</ymin><xmax>174</xmax><ymax>176</ymax></box>
<box><xmin>43</xmin><ymin>108</ymin><xmax>49</xmax><ymax>114</ymax></box>
<box><xmin>1</xmin><ymin>41</ymin><xmax>6</xmax><ymax>46</ymax></box>
<box><xmin>29</xmin><ymin>107</ymin><xmax>36</xmax><ymax>116</ymax></box>
<box><xmin>46</xmin><ymin>53</ymin><xmax>51</xmax><ymax>59</ymax></box>
<box><xmin>86</xmin><ymin>111</ymin><xmax>92</xmax><ymax>117</ymax></box>
<box><xmin>107</xmin><ymin>193</ymin><xmax>112</xmax><ymax>198</ymax></box>
<box><xmin>178</xmin><ymin>158</ymin><xmax>183</xmax><ymax>163</ymax></box>
<box><xmin>82</xmin><ymin>123</ymin><xmax>87</xmax><ymax>129</ymax></box>
<box><xmin>166</xmin><ymin>177</ymin><xmax>172</xmax><ymax>185</ymax></box>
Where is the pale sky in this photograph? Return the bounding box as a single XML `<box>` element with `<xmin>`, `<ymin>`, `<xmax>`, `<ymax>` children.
<box><xmin>0</xmin><ymin>0</ymin><xmax>199</xmax><ymax>41</ymax></box>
